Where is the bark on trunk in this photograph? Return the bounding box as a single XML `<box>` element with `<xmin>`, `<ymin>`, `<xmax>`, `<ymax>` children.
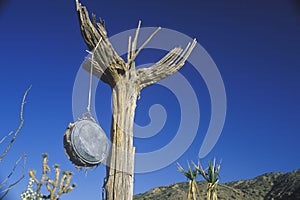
<box><xmin>105</xmin><ymin>69</ymin><xmax>138</xmax><ymax>200</ymax></box>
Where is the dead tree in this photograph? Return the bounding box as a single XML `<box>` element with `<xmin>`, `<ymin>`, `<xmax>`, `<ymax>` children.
<box><xmin>75</xmin><ymin>1</ymin><xmax>196</xmax><ymax>199</ymax></box>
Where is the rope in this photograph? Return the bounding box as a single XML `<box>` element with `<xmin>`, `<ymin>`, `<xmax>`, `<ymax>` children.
<box><xmin>86</xmin><ymin>38</ymin><xmax>102</xmax><ymax>116</ymax></box>
<box><xmin>87</xmin><ymin>52</ymin><xmax>94</xmax><ymax>114</ymax></box>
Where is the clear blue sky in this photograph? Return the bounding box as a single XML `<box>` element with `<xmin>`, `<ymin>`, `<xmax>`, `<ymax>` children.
<box><xmin>1</xmin><ymin>0</ymin><xmax>300</xmax><ymax>199</ymax></box>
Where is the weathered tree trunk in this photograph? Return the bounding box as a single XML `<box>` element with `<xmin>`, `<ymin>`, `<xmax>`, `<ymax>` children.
<box><xmin>105</xmin><ymin>68</ymin><xmax>138</xmax><ymax>199</ymax></box>
<box><xmin>75</xmin><ymin>1</ymin><xmax>196</xmax><ymax>199</ymax></box>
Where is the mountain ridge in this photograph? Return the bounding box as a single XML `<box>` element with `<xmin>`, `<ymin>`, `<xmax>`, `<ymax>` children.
<box><xmin>133</xmin><ymin>169</ymin><xmax>300</xmax><ymax>200</ymax></box>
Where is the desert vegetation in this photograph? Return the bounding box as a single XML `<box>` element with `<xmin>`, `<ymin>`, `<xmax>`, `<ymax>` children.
<box><xmin>134</xmin><ymin>169</ymin><xmax>300</xmax><ymax>200</ymax></box>
<box><xmin>177</xmin><ymin>161</ymin><xmax>200</xmax><ymax>200</ymax></box>
<box><xmin>0</xmin><ymin>88</ymin><xmax>75</xmax><ymax>200</ymax></box>
<box><xmin>20</xmin><ymin>154</ymin><xmax>76</xmax><ymax>200</ymax></box>
<box><xmin>177</xmin><ymin>159</ymin><xmax>222</xmax><ymax>200</ymax></box>
<box><xmin>193</xmin><ymin>159</ymin><xmax>221</xmax><ymax>200</ymax></box>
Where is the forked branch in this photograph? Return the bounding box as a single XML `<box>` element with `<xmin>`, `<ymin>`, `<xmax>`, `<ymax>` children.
<box><xmin>26</xmin><ymin>154</ymin><xmax>76</xmax><ymax>200</ymax></box>
<box><xmin>136</xmin><ymin>39</ymin><xmax>197</xmax><ymax>89</ymax></box>
<box><xmin>127</xmin><ymin>20</ymin><xmax>161</xmax><ymax>65</ymax></box>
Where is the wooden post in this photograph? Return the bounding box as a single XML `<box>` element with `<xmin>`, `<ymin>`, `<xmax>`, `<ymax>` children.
<box><xmin>75</xmin><ymin>1</ymin><xmax>196</xmax><ymax>199</ymax></box>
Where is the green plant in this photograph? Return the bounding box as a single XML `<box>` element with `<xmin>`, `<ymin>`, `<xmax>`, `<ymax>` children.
<box><xmin>193</xmin><ymin>159</ymin><xmax>221</xmax><ymax>200</ymax></box>
<box><xmin>177</xmin><ymin>161</ymin><xmax>200</xmax><ymax>200</ymax></box>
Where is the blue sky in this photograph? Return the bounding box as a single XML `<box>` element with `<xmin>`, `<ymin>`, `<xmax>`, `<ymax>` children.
<box><xmin>1</xmin><ymin>0</ymin><xmax>300</xmax><ymax>199</ymax></box>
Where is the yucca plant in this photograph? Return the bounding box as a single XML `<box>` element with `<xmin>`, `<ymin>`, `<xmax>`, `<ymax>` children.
<box><xmin>193</xmin><ymin>159</ymin><xmax>221</xmax><ymax>200</ymax></box>
<box><xmin>177</xmin><ymin>161</ymin><xmax>200</xmax><ymax>200</ymax></box>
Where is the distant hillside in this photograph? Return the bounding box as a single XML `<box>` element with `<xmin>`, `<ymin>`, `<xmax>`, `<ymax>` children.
<box><xmin>134</xmin><ymin>169</ymin><xmax>300</xmax><ymax>200</ymax></box>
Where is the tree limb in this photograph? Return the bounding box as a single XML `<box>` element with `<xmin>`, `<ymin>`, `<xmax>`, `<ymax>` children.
<box><xmin>127</xmin><ymin>23</ymin><xmax>161</xmax><ymax>66</ymax></box>
<box><xmin>0</xmin><ymin>86</ymin><xmax>30</xmax><ymax>199</ymax></box>
<box><xmin>136</xmin><ymin>39</ymin><xmax>197</xmax><ymax>89</ymax></box>
<box><xmin>0</xmin><ymin>154</ymin><xmax>26</xmax><ymax>200</ymax></box>
<box><xmin>0</xmin><ymin>85</ymin><xmax>31</xmax><ymax>162</ymax></box>
<box><xmin>0</xmin><ymin>155</ymin><xmax>23</xmax><ymax>189</ymax></box>
<box><xmin>76</xmin><ymin>0</ymin><xmax>126</xmax><ymax>86</ymax></box>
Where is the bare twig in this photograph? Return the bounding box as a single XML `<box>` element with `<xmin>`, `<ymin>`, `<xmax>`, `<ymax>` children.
<box><xmin>0</xmin><ymin>155</ymin><xmax>23</xmax><ymax>188</ymax></box>
<box><xmin>0</xmin><ymin>85</ymin><xmax>31</xmax><ymax>162</ymax></box>
<box><xmin>0</xmin><ymin>131</ymin><xmax>13</xmax><ymax>144</ymax></box>
<box><xmin>129</xmin><ymin>26</ymin><xmax>161</xmax><ymax>63</ymax></box>
<box><xmin>127</xmin><ymin>36</ymin><xmax>132</xmax><ymax>63</ymax></box>
<box><xmin>0</xmin><ymin>86</ymin><xmax>31</xmax><ymax>199</ymax></box>
<box><xmin>0</xmin><ymin>154</ymin><xmax>26</xmax><ymax>200</ymax></box>
<box><xmin>131</xmin><ymin>20</ymin><xmax>141</xmax><ymax>57</ymax></box>
<box><xmin>127</xmin><ymin>21</ymin><xmax>161</xmax><ymax>65</ymax></box>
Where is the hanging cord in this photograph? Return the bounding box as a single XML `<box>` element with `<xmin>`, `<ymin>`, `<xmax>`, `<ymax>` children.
<box><xmin>83</xmin><ymin>38</ymin><xmax>102</xmax><ymax>119</ymax></box>
<box><xmin>87</xmin><ymin>51</ymin><xmax>94</xmax><ymax>114</ymax></box>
